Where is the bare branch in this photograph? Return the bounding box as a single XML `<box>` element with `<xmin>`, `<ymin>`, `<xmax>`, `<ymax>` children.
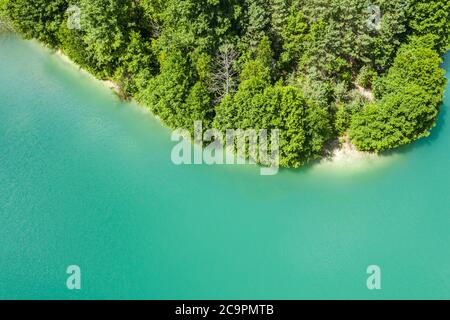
<box><xmin>210</xmin><ymin>43</ymin><xmax>239</xmax><ymax>104</ymax></box>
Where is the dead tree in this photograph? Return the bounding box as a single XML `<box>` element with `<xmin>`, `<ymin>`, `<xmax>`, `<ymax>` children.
<box><xmin>210</xmin><ymin>43</ymin><xmax>239</xmax><ymax>104</ymax></box>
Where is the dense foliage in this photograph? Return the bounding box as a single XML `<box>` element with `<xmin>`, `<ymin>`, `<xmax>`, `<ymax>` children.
<box><xmin>213</xmin><ymin>48</ymin><xmax>333</xmax><ymax>168</ymax></box>
<box><xmin>350</xmin><ymin>36</ymin><xmax>447</xmax><ymax>151</ymax></box>
<box><xmin>1</xmin><ymin>0</ymin><xmax>449</xmax><ymax>166</ymax></box>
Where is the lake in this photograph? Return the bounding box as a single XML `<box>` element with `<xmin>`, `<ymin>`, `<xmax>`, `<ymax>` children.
<box><xmin>0</xmin><ymin>35</ymin><xmax>449</xmax><ymax>299</ymax></box>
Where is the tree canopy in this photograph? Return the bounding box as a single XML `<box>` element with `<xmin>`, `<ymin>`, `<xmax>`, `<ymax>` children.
<box><xmin>2</xmin><ymin>0</ymin><xmax>449</xmax><ymax>166</ymax></box>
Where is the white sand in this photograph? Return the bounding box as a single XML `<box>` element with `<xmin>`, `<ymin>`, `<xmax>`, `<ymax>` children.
<box><xmin>315</xmin><ymin>135</ymin><xmax>401</xmax><ymax>173</ymax></box>
<box><xmin>328</xmin><ymin>139</ymin><xmax>378</xmax><ymax>166</ymax></box>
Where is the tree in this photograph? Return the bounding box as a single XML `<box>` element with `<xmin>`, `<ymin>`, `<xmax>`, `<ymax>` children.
<box><xmin>114</xmin><ymin>31</ymin><xmax>156</xmax><ymax>97</ymax></box>
<box><xmin>0</xmin><ymin>0</ymin><xmax>14</xmax><ymax>33</ymax></box>
<box><xmin>214</xmin><ymin>48</ymin><xmax>332</xmax><ymax>168</ymax></box>
<box><xmin>137</xmin><ymin>50</ymin><xmax>193</xmax><ymax>129</ymax></box>
<box><xmin>244</xmin><ymin>0</ymin><xmax>270</xmax><ymax>47</ymax></box>
<box><xmin>5</xmin><ymin>0</ymin><xmax>67</xmax><ymax>46</ymax></box>
<box><xmin>375</xmin><ymin>36</ymin><xmax>447</xmax><ymax>103</ymax></box>
<box><xmin>269</xmin><ymin>0</ymin><xmax>288</xmax><ymax>39</ymax></box>
<box><xmin>78</xmin><ymin>0</ymin><xmax>135</xmax><ymax>78</ymax></box>
<box><xmin>138</xmin><ymin>49</ymin><xmax>214</xmax><ymax>131</ymax></box>
<box><xmin>215</xmin><ymin>82</ymin><xmax>332</xmax><ymax>168</ymax></box>
<box><xmin>279</xmin><ymin>3</ymin><xmax>307</xmax><ymax>73</ymax></box>
<box><xmin>363</xmin><ymin>0</ymin><xmax>408</xmax><ymax>71</ymax></box>
<box><xmin>407</xmin><ymin>0</ymin><xmax>450</xmax><ymax>53</ymax></box>
<box><xmin>350</xmin><ymin>36</ymin><xmax>447</xmax><ymax>152</ymax></box>
<box><xmin>3</xmin><ymin>0</ymin><xmax>448</xmax><ymax>166</ymax></box>
<box><xmin>350</xmin><ymin>85</ymin><xmax>440</xmax><ymax>151</ymax></box>
<box><xmin>210</xmin><ymin>43</ymin><xmax>239</xmax><ymax>103</ymax></box>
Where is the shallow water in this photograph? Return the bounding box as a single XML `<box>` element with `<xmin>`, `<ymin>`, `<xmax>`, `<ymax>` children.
<box><xmin>0</xmin><ymin>36</ymin><xmax>449</xmax><ymax>299</ymax></box>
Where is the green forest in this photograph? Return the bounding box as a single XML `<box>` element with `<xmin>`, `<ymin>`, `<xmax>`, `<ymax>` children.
<box><xmin>1</xmin><ymin>0</ymin><xmax>449</xmax><ymax>168</ymax></box>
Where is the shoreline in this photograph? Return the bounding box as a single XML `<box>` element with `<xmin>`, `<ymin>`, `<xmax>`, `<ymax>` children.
<box><xmin>51</xmin><ymin>45</ymin><xmax>157</xmax><ymax>119</ymax></box>
<box><xmin>320</xmin><ymin>136</ymin><xmax>380</xmax><ymax>168</ymax></box>
<box><xmin>51</xmin><ymin>40</ymin><xmax>376</xmax><ymax>169</ymax></box>
<box><xmin>54</xmin><ymin>48</ymin><xmax>121</xmax><ymax>94</ymax></box>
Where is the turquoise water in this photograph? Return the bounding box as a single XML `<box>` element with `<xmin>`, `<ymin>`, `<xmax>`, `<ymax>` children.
<box><xmin>0</xmin><ymin>35</ymin><xmax>449</xmax><ymax>300</ymax></box>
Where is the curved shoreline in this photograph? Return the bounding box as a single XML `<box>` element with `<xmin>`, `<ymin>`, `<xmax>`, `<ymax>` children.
<box><xmin>54</xmin><ymin>48</ymin><xmax>121</xmax><ymax>93</ymax></box>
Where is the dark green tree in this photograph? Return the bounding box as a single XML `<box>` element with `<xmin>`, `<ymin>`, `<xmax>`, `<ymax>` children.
<box><xmin>350</xmin><ymin>85</ymin><xmax>440</xmax><ymax>151</ymax></box>
<box><xmin>407</xmin><ymin>0</ymin><xmax>450</xmax><ymax>53</ymax></box>
<box><xmin>5</xmin><ymin>0</ymin><xmax>67</xmax><ymax>46</ymax></box>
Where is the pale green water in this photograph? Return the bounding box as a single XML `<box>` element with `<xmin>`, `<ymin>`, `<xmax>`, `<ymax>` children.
<box><xmin>0</xmin><ymin>35</ymin><xmax>449</xmax><ymax>300</ymax></box>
